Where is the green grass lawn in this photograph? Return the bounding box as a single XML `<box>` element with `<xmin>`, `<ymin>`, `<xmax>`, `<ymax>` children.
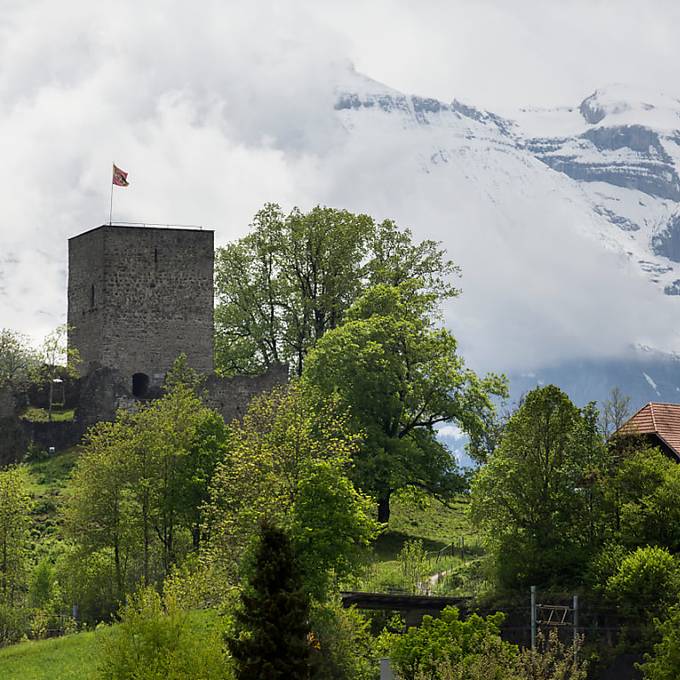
<box><xmin>358</xmin><ymin>491</ymin><xmax>486</xmax><ymax>596</ymax></box>
<box><xmin>20</xmin><ymin>406</ymin><xmax>76</xmax><ymax>422</ymax></box>
<box><xmin>0</xmin><ymin>611</ymin><xmax>220</xmax><ymax>680</ymax></box>
<box><xmin>0</xmin><ymin>629</ymin><xmax>105</xmax><ymax>680</ymax></box>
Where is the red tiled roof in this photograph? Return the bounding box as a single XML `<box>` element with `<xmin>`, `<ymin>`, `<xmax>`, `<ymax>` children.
<box><xmin>616</xmin><ymin>402</ymin><xmax>680</xmax><ymax>459</ymax></box>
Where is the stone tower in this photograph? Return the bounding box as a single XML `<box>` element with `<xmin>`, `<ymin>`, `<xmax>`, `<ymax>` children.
<box><xmin>68</xmin><ymin>224</ymin><xmax>214</xmax><ymax>396</ymax></box>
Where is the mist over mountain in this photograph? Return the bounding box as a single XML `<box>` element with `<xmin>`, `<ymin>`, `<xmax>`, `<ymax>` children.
<box><xmin>328</xmin><ymin>71</ymin><xmax>680</xmax><ymax>408</ymax></box>
<box><xmin>2</xmin><ymin>41</ymin><xmax>680</xmax><ymax>411</ymax></box>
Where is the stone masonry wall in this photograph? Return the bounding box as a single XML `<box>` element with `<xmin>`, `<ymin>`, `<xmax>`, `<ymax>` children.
<box><xmin>204</xmin><ymin>364</ymin><xmax>289</xmax><ymax>424</ymax></box>
<box><xmin>68</xmin><ymin>226</ymin><xmax>106</xmax><ymax>373</ymax></box>
<box><xmin>68</xmin><ymin>225</ymin><xmax>214</xmax><ymax>391</ymax></box>
<box><xmin>0</xmin><ymin>387</ymin><xmax>15</xmax><ymax>419</ymax></box>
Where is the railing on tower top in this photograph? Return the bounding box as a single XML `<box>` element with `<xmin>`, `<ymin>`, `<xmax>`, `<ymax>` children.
<box><xmin>110</xmin><ymin>221</ymin><xmax>206</xmax><ymax>230</ymax></box>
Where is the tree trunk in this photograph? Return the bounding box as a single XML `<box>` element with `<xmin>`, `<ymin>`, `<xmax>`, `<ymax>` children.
<box><xmin>378</xmin><ymin>493</ymin><xmax>391</xmax><ymax>524</ymax></box>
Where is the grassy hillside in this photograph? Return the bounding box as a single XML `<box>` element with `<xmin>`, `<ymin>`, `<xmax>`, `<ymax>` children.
<box><xmin>23</xmin><ymin>448</ymin><xmax>485</xmax><ymax>594</ymax></box>
<box><xmin>359</xmin><ymin>492</ymin><xmax>485</xmax><ymax>596</ymax></box>
<box><xmin>0</xmin><ymin>629</ymin><xmax>104</xmax><ymax>680</ymax></box>
<box><xmin>24</xmin><ymin>447</ymin><xmax>81</xmax><ymax>544</ymax></box>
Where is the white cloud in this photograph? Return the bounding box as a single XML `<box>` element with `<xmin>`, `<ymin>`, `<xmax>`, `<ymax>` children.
<box><xmin>1</xmin><ymin>0</ymin><xmax>679</xmax><ymax>376</ymax></box>
<box><xmin>437</xmin><ymin>425</ymin><xmax>465</xmax><ymax>440</ymax></box>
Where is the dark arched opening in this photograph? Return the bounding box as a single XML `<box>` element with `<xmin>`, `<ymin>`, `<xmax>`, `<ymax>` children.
<box><xmin>132</xmin><ymin>372</ymin><xmax>150</xmax><ymax>398</ymax></box>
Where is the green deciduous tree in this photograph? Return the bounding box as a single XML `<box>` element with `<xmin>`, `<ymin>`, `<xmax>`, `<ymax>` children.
<box><xmin>0</xmin><ymin>329</ymin><xmax>39</xmax><ymax>394</ymax></box>
<box><xmin>214</xmin><ymin>204</ymin><xmax>458</xmax><ymax>377</ymax></box>
<box><xmin>604</xmin><ymin>546</ymin><xmax>680</xmax><ymax>625</ymax></box>
<box><xmin>303</xmin><ymin>282</ymin><xmax>506</xmax><ymax>522</ymax></box>
<box><xmin>640</xmin><ymin>603</ymin><xmax>680</xmax><ymax>680</ymax></box>
<box><xmin>613</xmin><ymin>450</ymin><xmax>680</xmax><ymax>553</ymax></box>
<box><xmin>205</xmin><ymin>383</ymin><xmax>378</xmax><ymax>599</ymax></box>
<box><xmin>63</xmin><ymin>365</ymin><xmax>229</xmax><ymax>616</ymax></box>
<box><xmin>470</xmin><ymin>385</ymin><xmax>610</xmax><ymax>589</ymax></box>
<box><xmin>0</xmin><ymin>466</ymin><xmax>32</xmax><ymax>607</ymax></box>
<box><xmin>227</xmin><ymin>522</ymin><xmax>311</xmax><ymax>680</ymax></box>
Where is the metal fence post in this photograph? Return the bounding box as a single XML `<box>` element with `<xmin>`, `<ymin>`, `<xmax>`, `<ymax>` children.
<box><xmin>573</xmin><ymin>594</ymin><xmax>579</xmax><ymax>657</ymax></box>
<box><xmin>531</xmin><ymin>585</ymin><xmax>537</xmax><ymax>651</ymax></box>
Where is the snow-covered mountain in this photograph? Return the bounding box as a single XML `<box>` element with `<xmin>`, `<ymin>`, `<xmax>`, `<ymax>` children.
<box><xmin>331</xmin><ymin>72</ymin><xmax>680</xmax><ymax>408</ymax></box>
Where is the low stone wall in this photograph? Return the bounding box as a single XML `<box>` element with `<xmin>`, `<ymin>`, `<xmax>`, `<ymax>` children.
<box><xmin>21</xmin><ymin>420</ymin><xmax>84</xmax><ymax>452</ymax></box>
<box><xmin>0</xmin><ymin>388</ymin><xmax>15</xmax><ymax>420</ymax></box>
<box><xmin>0</xmin><ymin>416</ymin><xmax>28</xmax><ymax>466</ymax></box>
<box><xmin>76</xmin><ymin>366</ymin><xmax>132</xmax><ymax>430</ymax></box>
<box><xmin>0</xmin><ymin>363</ymin><xmax>290</xmax><ymax>466</ymax></box>
<box><xmin>204</xmin><ymin>363</ymin><xmax>289</xmax><ymax>424</ymax></box>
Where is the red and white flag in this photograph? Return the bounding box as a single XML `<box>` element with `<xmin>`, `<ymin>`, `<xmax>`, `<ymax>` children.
<box><xmin>112</xmin><ymin>164</ymin><xmax>129</xmax><ymax>187</ymax></box>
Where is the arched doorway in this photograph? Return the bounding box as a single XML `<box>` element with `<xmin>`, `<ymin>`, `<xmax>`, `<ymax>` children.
<box><xmin>132</xmin><ymin>372</ymin><xmax>150</xmax><ymax>398</ymax></box>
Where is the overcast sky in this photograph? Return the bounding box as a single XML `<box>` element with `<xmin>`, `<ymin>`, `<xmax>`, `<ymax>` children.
<box><xmin>1</xmin><ymin>0</ymin><xmax>679</xmax><ymax>374</ymax></box>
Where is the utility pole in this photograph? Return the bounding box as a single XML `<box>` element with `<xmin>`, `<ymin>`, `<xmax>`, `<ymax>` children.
<box><xmin>531</xmin><ymin>585</ymin><xmax>537</xmax><ymax>650</ymax></box>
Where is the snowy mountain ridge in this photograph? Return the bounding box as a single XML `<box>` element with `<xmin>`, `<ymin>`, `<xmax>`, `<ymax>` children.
<box><xmin>330</xmin><ymin>74</ymin><xmax>680</xmax><ymax>407</ymax></box>
<box><xmin>335</xmin><ymin>76</ymin><xmax>680</xmax><ymax>300</ymax></box>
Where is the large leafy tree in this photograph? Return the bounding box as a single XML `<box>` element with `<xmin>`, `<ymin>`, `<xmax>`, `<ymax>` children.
<box><xmin>214</xmin><ymin>204</ymin><xmax>457</xmax><ymax>376</ymax></box>
<box><xmin>303</xmin><ymin>283</ymin><xmax>506</xmax><ymax>522</ymax></box>
<box><xmin>205</xmin><ymin>382</ymin><xmax>378</xmax><ymax>599</ymax></box>
<box><xmin>470</xmin><ymin>385</ymin><xmax>611</xmax><ymax>589</ymax></box>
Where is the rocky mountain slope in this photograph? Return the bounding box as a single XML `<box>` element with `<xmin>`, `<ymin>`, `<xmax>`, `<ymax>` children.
<box><xmin>333</xmin><ymin>73</ymin><xmax>680</xmax><ymax>408</ymax></box>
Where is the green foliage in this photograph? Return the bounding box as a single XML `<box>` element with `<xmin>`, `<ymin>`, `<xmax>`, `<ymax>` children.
<box><xmin>513</xmin><ymin>630</ymin><xmax>586</xmax><ymax>680</ymax></box>
<box><xmin>640</xmin><ymin>603</ymin><xmax>680</xmax><ymax>680</ymax></box>
<box><xmin>615</xmin><ymin>451</ymin><xmax>680</xmax><ymax>552</ymax></box>
<box><xmin>359</xmin><ymin>491</ymin><xmax>483</xmax><ymax>597</ymax></box>
<box><xmin>304</xmin><ymin>282</ymin><xmax>506</xmax><ymax>520</ymax></box>
<box><xmin>0</xmin><ymin>328</ymin><xmax>40</xmax><ymax>393</ymax></box>
<box><xmin>586</xmin><ymin>542</ymin><xmax>628</xmax><ymax>594</ymax></box>
<box><xmin>97</xmin><ymin>587</ymin><xmax>229</xmax><ymax>680</ymax></box>
<box><xmin>206</xmin><ymin>382</ymin><xmax>378</xmax><ymax>598</ymax></box>
<box><xmin>291</xmin><ymin>460</ymin><xmax>378</xmax><ymax>596</ymax></box>
<box><xmin>604</xmin><ymin>546</ymin><xmax>680</xmax><ymax>624</ymax></box>
<box><xmin>0</xmin><ymin>466</ymin><xmax>32</xmax><ymax>607</ymax></box>
<box><xmin>63</xmin><ymin>367</ymin><xmax>229</xmax><ymax>617</ymax></box>
<box><xmin>398</xmin><ymin>539</ymin><xmax>428</xmax><ymax>595</ymax></box>
<box><xmin>227</xmin><ymin>522</ymin><xmax>310</xmax><ymax>679</ymax></box>
<box><xmin>28</xmin><ymin>559</ymin><xmax>60</xmax><ymax>609</ymax></box>
<box><xmin>214</xmin><ymin>203</ymin><xmax>458</xmax><ymax>377</ymax></box>
<box><xmin>383</xmin><ymin>605</ymin><xmax>509</xmax><ymax>680</ymax></box>
<box><xmin>0</xmin><ymin>603</ymin><xmax>31</xmax><ymax>646</ymax></box>
<box><xmin>388</xmin><ymin>623</ymin><xmax>586</xmax><ymax>680</ymax></box>
<box><xmin>470</xmin><ymin>385</ymin><xmax>610</xmax><ymax>589</ymax></box>
<box><xmin>57</xmin><ymin>546</ymin><xmax>119</xmax><ymax>625</ymax></box>
<box><xmin>308</xmin><ymin>598</ymin><xmax>378</xmax><ymax>680</ymax></box>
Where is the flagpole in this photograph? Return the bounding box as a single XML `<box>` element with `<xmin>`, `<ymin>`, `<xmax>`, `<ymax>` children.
<box><xmin>109</xmin><ymin>163</ymin><xmax>114</xmax><ymax>225</ymax></box>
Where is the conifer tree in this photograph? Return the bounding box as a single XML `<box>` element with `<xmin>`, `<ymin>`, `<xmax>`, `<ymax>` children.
<box><xmin>227</xmin><ymin>522</ymin><xmax>311</xmax><ymax>679</ymax></box>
